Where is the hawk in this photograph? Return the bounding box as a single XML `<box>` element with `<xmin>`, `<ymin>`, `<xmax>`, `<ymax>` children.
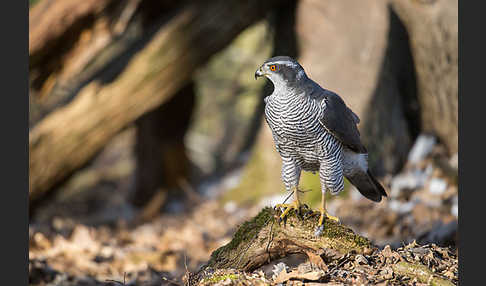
<box><xmin>255</xmin><ymin>56</ymin><xmax>387</xmax><ymax>232</ymax></box>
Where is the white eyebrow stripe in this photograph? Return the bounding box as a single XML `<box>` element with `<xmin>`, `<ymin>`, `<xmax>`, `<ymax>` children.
<box><xmin>268</xmin><ymin>60</ymin><xmax>298</xmax><ymax>67</ymax></box>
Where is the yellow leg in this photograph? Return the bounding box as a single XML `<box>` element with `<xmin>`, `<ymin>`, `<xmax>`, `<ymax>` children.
<box><xmin>318</xmin><ymin>192</ymin><xmax>339</xmax><ymax>226</ymax></box>
<box><xmin>275</xmin><ymin>187</ymin><xmax>301</xmax><ymax>221</ymax></box>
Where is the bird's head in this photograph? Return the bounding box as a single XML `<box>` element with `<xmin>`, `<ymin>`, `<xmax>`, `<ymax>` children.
<box><xmin>254</xmin><ymin>56</ymin><xmax>307</xmax><ymax>88</ymax></box>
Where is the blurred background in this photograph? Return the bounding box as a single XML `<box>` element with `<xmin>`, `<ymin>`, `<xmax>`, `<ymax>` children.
<box><xmin>29</xmin><ymin>0</ymin><xmax>457</xmax><ymax>285</ymax></box>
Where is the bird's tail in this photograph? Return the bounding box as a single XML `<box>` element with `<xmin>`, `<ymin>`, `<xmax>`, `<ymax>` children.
<box><xmin>345</xmin><ymin>170</ymin><xmax>387</xmax><ymax>202</ymax></box>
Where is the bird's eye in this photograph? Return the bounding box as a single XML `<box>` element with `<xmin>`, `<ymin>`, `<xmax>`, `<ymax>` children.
<box><xmin>270</xmin><ymin>65</ymin><xmax>277</xmax><ymax>71</ymax></box>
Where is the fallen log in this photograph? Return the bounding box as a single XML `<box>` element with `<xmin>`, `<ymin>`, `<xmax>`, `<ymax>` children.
<box><xmin>189</xmin><ymin>207</ymin><xmax>455</xmax><ymax>286</ymax></box>
<box><xmin>29</xmin><ymin>0</ymin><xmax>289</xmax><ymax>201</ymax></box>
<box><xmin>29</xmin><ymin>0</ymin><xmax>113</xmax><ymax>56</ymax></box>
<box><xmin>198</xmin><ymin>207</ymin><xmax>371</xmax><ymax>274</ymax></box>
<box><xmin>29</xmin><ymin>0</ymin><xmax>182</xmax><ymax>123</ymax></box>
<box><xmin>29</xmin><ymin>0</ymin><xmax>116</xmax><ymax>97</ymax></box>
<box><xmin>392</xmin><ymin>261</ymin><xmax>454</xmax><ymax>286</ymax></box>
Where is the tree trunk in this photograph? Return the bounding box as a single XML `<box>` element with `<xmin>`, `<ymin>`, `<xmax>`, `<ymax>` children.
<box><xmin>225</xmin><ymin>0</ymin><xmax>300</xmax><ymax>203</ymax></box>
<box><xmin>391</xmin><ymin>0</ymin><xmax>458</xmax><ymax>155</ymax></box>
<box><xmin>360</xmin><ymin>6</ymin><xmax>420</xmax><ymax>175</ymax></box>
<box><xmin>29</xmin><ymin>0</ymin><xmax>291</xmax><ymax>202</ymax></box>
<box><xmin>295</xmin><ymin>0</ymin><xmax>419</xmax><ymax>175</ymax></box>
<box><xmin>131</xmin><ymin>81</ymin><xmax>195</xmax><ymax>209</ymax></box>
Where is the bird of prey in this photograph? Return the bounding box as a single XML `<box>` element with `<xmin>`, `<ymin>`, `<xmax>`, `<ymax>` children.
<box><xmin>255</xmin><ymin>56</ymin><xmax>387</xmax><ymax>232</ymax></box>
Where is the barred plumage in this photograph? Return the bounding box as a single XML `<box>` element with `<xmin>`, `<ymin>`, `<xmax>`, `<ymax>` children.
<box><xmin>264</xmin><ymin>89</ymin><xmax>345</xmax><ymax>194</ymax></box>
<box><xmin>255</xmin><ymin>56</ymin><xmax>387</xmax><ymax>226</ymax></box>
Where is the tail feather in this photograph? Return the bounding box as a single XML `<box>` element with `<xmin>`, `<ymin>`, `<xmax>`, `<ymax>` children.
<box><xmin>346</xmin><ymin>170</ymin><xmax>387</xmax><ymax>202</ymax></box>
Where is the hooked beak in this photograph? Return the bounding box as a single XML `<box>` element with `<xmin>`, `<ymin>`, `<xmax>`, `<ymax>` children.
<box><xmin>254</xmin><ymin>67</ymin><xmax>264</xmax><ymax>80</ymax></box>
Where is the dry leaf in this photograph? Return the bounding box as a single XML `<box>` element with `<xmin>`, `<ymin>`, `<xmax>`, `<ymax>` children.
<box><xmin>274</xmin><ymin>269</ymin><xmax>325</xmax><ymax>284</ymax></box>
<box><xmin>304</xmin><ymin>249</ymin><xmax>328</xmax><ymax>272</ymax></box>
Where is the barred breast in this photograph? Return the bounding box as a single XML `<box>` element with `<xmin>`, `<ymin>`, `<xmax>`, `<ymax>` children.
<box><xmin>264</xmin><ymin>91</ymin><xmax>343</xmax><ymax>177</ymax></box>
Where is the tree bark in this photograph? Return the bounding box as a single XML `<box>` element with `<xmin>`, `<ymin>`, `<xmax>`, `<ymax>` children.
<box><xmin>29</xmin><ymin>0</ymin><xmax>113</xmax><ymax>56</ymax></box>
<box><xmin>225</xmin><ymin>0</ymin><xmax>300</xmax><ymax>203</ymax></box>
<box><xmin>391</xmin><ymin>0</ymin><xmax>458</xmax><ymax>155</ymax></box>
<box><xmin>29</xmin><ymin>0</ymin><xmax>291</xmax><ymax>201</ymax></box>
<box><xmin>29</xmin><ymin>0</ymin><xmax>116</xmax><ymax>94</ymax></box>
<box><xmin>360</xmin><ymin>6</ymin><xmax>420</xmax><ymax>175</ymax></box>
<box><xmin>201</xmin><ymin>207</ymin><xmax>372</xmax><ymax>273</ymax></box>
<box><xmin>295</xmin><ymin>0</ymin><xmax>420</xmax><ymax>175</ymax></box>
<box><xmin>189</xmin><ymin>208</ymin><xmax>455</xmax><ymax>286</ymax></box>
<box><xmin>29</xmin><ymin>0</ymin><xmax>184</xmax><ymax>125</ymax></box>
<box><xmin>131</xmin><ymin>81</ymin><xmax>195</xmax><ymax>209</ymax></box>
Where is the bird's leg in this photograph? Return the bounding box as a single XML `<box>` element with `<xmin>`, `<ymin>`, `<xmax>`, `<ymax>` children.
<box><xmin>318</xmin><ymin>192</ymin><xmax>339</xmax><ymax>227</ymax></box>
<box><xmin>276</xmin><ymin>159</ymin><xmax>302</xmax><ymax>221</ymax></box>
<box><xmin>275</xmin><ymin>186</ymin><xmax>301</xmax><ymax>221</ymax></box>
<box><xmin>316</xmin><ymin>153</ymin><xmax>343</xmax><ymax>231</ymax></box>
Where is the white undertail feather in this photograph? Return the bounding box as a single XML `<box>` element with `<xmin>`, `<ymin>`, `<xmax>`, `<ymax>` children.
<box><xmin>342</xmin><ymin>150</ymin><xmax>368</xmax><ymax>176</ymax></box>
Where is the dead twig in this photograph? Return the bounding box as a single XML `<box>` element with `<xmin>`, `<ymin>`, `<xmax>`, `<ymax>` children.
<box><xmin>105</xmin><ymin>272</ymin><xmax>126</xmax><ymax>285</ymax></box>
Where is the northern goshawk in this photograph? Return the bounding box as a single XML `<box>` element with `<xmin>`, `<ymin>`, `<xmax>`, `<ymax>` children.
<box><xmin>255</xmin><ymin>56</ymin><xmax>387</xmax><ymax>232</ymax></box>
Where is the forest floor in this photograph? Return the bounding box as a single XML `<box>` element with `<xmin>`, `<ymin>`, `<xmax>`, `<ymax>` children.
<box><xmin>29</xmin><ymin>135</ymin><xmax>458</xmax><ymax>285</ymax></box>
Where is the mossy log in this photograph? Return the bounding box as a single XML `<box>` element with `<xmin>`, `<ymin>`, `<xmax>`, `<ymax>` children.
<box><xmin>392</xmin><ymin>261</ymin><xmax>454</xmax><ymax>286</ymax></box>
<box><xmin>190</xmin><ymin>208</ymin><xmax>455</xmax><ymax>286</ymax></box>
<box><xmin>200</xmin><ymin>207</ymin><xmax>371</xmax><ymax>273</ymax></box>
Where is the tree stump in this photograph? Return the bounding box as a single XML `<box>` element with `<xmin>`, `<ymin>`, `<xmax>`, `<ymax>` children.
<box><xmin>188</xmin><ymin>207</ymin><xmax>456</xmax><ymax>286</ymax></box>
<box><xmin>194</xmin><ymin>207</ymin><xmax>371</xmax><ymax>279</ymax></box>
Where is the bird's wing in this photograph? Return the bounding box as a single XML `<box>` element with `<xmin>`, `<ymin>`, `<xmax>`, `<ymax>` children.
<box><xmin>315</xmin><ymin>88</ymin><xmax>367</xmax><ymax>153</ymax></box>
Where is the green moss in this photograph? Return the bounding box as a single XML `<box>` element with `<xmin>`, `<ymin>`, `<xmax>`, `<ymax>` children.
<box><xmin>392</xmin><ymin>261</ymin><xmax>455</xmax><ymax>286</ymax></box>
<box><xmin>289</xmin><ymin>209</ymin><xmax>371</xmax><ymax>249</ymax></box>
<box><xmin>29</xmin><ymin>0</ymin><xmax>40</xmax><ymax>7</ymax></box>
<box><xmin>353</xmin><ymin>233</ymin><xmax>371</xmax><ymax>247</ymax></box>
<box><xmin>210</xmin><ymin>207</ymin><xmax>274</xmax><ymax>261</ymax></box>
<box><xmin>202</xmin><ymin>273</ymin><xmax>239</xmax><ymax>283</ymax></box>
<box><xmin>322</xmin><ymin>221</ymin><xmax>370</xmax><ymax>247</ymax></box>
<box><xmin>207</xmin><ymin>207</ymin><xmax>371</xmax><ymax>273</ymax></box>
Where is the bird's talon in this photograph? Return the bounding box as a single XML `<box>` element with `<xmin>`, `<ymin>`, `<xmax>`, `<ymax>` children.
<box><xmin>304</xmin><ymin>209</ymin><xmax>313</xmax><ymax>218</ymax></box>
<box><xmin>318</xmin><ymin>208</ymin><xmax>340</xmax><ymax>228</ymax></box>
<box><xmin>275</xmin><ymin>201</ymin><xmax>301</xmax><ymax>222</ymax></box>
<box><xmin>314</xmin><ymin>225</ymin><xmax>325</xmax><ymax>237</ymax></box>
<box><xmin>327</xmin><ymin>214</ymin><xmax>340</xmax><ymax>223</ymax></box>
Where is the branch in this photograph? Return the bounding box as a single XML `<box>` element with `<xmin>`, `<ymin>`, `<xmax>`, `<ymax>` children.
<box><xmin>29</xmin><ymin>0</ymin><xmax>289</xmax><ymax>200</ymax></box>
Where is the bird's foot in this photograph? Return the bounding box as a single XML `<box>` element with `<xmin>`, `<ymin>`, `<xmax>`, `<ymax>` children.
<box><xmin>318</xmin><ymin>207</ymin><xmax>340</xmax><ymax>225</ymax></box>
<box><xmin>314</xmin><ymin>208</ymin><xmax>340</xmax><ymax>237</ymax></box>
<box><xmin>275</xmin><ymin>200</ymin><xmax>302</xmax><ymax>222</ymax></box>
